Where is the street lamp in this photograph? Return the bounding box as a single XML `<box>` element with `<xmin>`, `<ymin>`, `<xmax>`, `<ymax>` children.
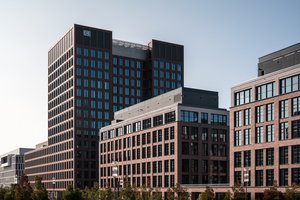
<box><xmin>112</xmin><ymin>161</ymin><xmax>118</xmax><ymax>200</ymax></box>
<box><xmin>14</xmin><ymin>174</ymin><xmax>18</xmax><ymax>185</ymax></box>
<box><xmin>244</xmin><ymin>168</ymin><xmax>249</xmax><ymax>200</ymax></box>
<box><xmin>52</xmin><ymin>177</ymin><xmax>55</xmax><ymax>200</ymax></box>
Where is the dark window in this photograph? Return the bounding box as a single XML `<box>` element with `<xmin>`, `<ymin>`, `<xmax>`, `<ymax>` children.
<box><xmin>266</xmin><ymin>148</ymin><xmax>274</xmax><ymax>166</ymax></box>
<box><xmin>191</xmin><ymin>127</ymin><xmax>198</xmax><ymax>140</ymax></box>
<box><xmin>255</xmin><ymin>106</ymin><xmax>264</xmax><ymax>123</ymax></box>
<box><xmin>201</xmin><ymin>113</ymin><xmax>208</xmax><ymax>124</ymax></box>
<box><xmin>256</xmin><ymin>127</ymin><xmax>264</xmax><ymax>143</ymax></box>
<box><xmin>280</xmin><ymin>74</ymin><xmax>300</xmax><ymax>94</ymax></box>
<box><xmin>153</xmin><ymin>115</ymin><xmax>163</xmax><ymax>127</ymax></box>
<box><xmin>182</xmin><ymin>142</ymin><xmax>189</xmax><ymax>155</ymax></box>
<box><xmin>255</xmin><ymin>170</ymin><xmax>263</xmax><ymax>186</ymax></box>
<box><xmin>202</xmin><ymin>143</ymin><xmax>208</xmax><ymax>156</ymax></box>
<box><xmin>165</xmin><ymin>111</ymin><xmax>175</xmax><ymax>123</ymax></box>
<box><xmin>266</xmin><ymin>125</ymin><xmax>274</xmax><ymax>142</ymax></box>
<box><xmin>279</xmin><ymin>169</ymin><xmax>288</xmax><ymax>186</ymax></box>
<box><xmin>182</xmin><ymin>159</ymin><xmax>189</xmax><ymax>172</ymax></box>
<box><xmin>255</xmin><ymin>149</ymin><xmax>263</xmax><ymax>166</ymax></box>
<box><xmin>212</xmin><ymin>144</ymin><xmax>218</xmax><ymax>156</ymax></box>
<box><xmin>292</xmin><ymin>168</ymin><xmax>300</xmax><ymax>184</ymax></box>
<box><xmin>220</xmin><ymin>145</ymin><xmax>226</xmax><ymax>157</ymax></box>
<box><xmin>234</xmin><ymin>152</ymin><xmax>241</xmax><ymax>168</ymax></box>
<box><xmin>220</xmin><ymin>161</ymin><xmax>226</xmax><ymax>173</ymax></box>
<box><xmin>202</xmin><ymin>128</ymin><xmax>208</xmax><ymax>141</ymax></box>
<box><xmin>170</xmin><ymin>127</ymin><xmax>175</xmax><ymax>139</ymax></box>
<box><xmin>280</xmin><ymin>122</ymin><xmax>288</xmax><ymax>140</ymax></box>
<box><xmin>212</xmin><ymin>129</ymin><xmax>218</xmax><ymax>142</ymax></box>
<box><xmin>212</xmin><ymin>161</ymin><xmax>218</xmax><ymax>173</ymax></box>
<box><xmin>164</xmin><ymin>128</ymin><xmax>169</xmax><ymax>140</ymax></box>
<box><xmin>152</xmin><ymin>131</ymin><xmax>157</xmax><ymax>143</ymax></box>
<box><xmin>235</xmin><ymin>131</ymin><xmax>241</xmax><ymax>146</ymax></box>
<box><xmin>191</xmin><ymin>143</ymin><xmax>198</xmax><ymax>155</ymax></box>
<box><xmin>244</xmin><ymin>129</ymin><xmax>251</xmax><ymax>145</ymax></box>
<box><xmin>181</xmin><ymin>111</ymin><xmax>198</xmax><ymax>122</ymax></box>
<box><xmin>244</xmin><ymin>108</ymin><xmax>251</xmax><ymax>125</ymax></box>
<box><xmin>266</xmin><ymin>103</ymin><xmax>274</xmax><ymax>121</ymax></box>
<box><xmin>142</xmin><ymin>118</ymin><xmax>151</xmax><ymax>129</ymax></box>
<box><xmin>266</xmin><ymin>169</ymin><xmax>274</xmax><ymax>186</ymax></box>
<box><xmin>235</xmin><ymin>88</ymin><xmax>252</xmax><ymax>106</ymax></box>
<box><xmin>256</xmin><ymin>82</ymin><xmax>275</xmax><ymax>100</ymax></box>
<box><xmin>234</xmin><ymin>171</ymin><xmax>241</xmax><ymax>184</ymax></box>
<box><xmin>235</xmin><ymin>111</ymin><xmax>242</xmax><ymax>127</ymax></box>
<box><xmin>211</xmin><ymin>114</ymin><xmax>227</xmax><ymax>125</ymax></box>
<box><xmin>293</xmin><ymin>97</ymin><xmax>300</xmax><ymax>116</ymax></box>
<box><xmin>280</xmin><ymin>146</ymin><xmax>288</xmax><ymax>165</ymax></box>
<box><xmin>244</xmin><ymin>151</ymin><xmax>251</xmax><ymax>167</ymax></box>
<box><xmin>202</xmin><ymin>160</ymin><xmax>208</xmax><ymax>173</ymax></box>
<box><xmin>292</xmin><ymin>120</ymin><xmax>300</xmax><ymax>139</ymax></box>
<box><xmin>220</xmin><ymin>130</ymin><xmax>226</xmax><ymax>142</ymax></box>
<box><xmin>292</xmin><ymin>145</ymin><xmax>300</xmax><ymax>164</ymax></box>
<box><xmin>182</xmin><ymin>126</ymin><xmax>189</xmax><ymax>139</ymax></box>
<box><xmin>280</xmin><ymin>100</ymin><xmax>289</xmax><ymax>118</ymax></box>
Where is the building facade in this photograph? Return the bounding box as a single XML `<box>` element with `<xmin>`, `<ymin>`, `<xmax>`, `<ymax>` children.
<box><xmin>99</xmin><ymin>87</ymin><xmax>229</xmax><ymax>199</ymax></box>
<box><xmin>231</xmin><ymin>43</ymin><xmax>300</xmax><ymax>199</ymax></box>
<box><xmin>24</xmin><ymin>24</ymin><xmax>184</xmax><ymax>195</ymax></box>
<box><xmin>0</xmin><ymin>148</ymin><xmax>34</xmax><ymax>187</ymax></box>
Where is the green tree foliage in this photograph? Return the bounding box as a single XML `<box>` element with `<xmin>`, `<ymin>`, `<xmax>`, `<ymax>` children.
<box><xmin>15</xmin><ymin>173</ymin><xmax>33</xmax><ymax>200</ymax></box>
<box><xmin>119</xmin><ymin>178</ymin><xmax>140</xmax><ymax>200</ymax></box>
<box><xmin>166</xmin><ymin>183</ymin><xmax>189</xmax><ymax>200</ymax></box>
<box><xmin>4</xmin><ymin>184</ymin><xmax>15</xmax><ymax>200</ymax></box>
<box><xmin>284</xmin><ymin>183</ymin><xmax>300</xmax><ymax>200</ymax></box>
<box><xmin>223</xmin><ymin>190</ymin><xmax>232</xmax><ymax>200</ymax></box>
<box><xmin>231</xmin><ymin>182</ymin><xmax>245</xmax><ymax>200</ymax></box>
<box><xmin>199</xmin><ymin>186</ymin><xmax>215</xmax><ymax>200</ymax></box>
<box><xmin>99</xmin><ymin>183</ymin><xmax>113</xmax><ymax>200</ymax></box>
<box><xmin>82</xmin><ymin>183</ymin><xmax>100</xmax><ymax>200</ymax></box>
<box><xmin>0</xmin><ymin>186</ymin><xmax>9</xmax><ymax>200</ymax></box>
<box><xmin>262</xmin><ymin>181</ymin><xmax>283</xmax><ymax>200</ymax></box>
<box><xmin>31</xmin><ymin>176</ymin><xmax>49</xmax><ymax>200</ymax></box>
<box><xmin>62</xmin><ymin>185</ymin><xmax>84</xmax><ymax>200</ymax></box>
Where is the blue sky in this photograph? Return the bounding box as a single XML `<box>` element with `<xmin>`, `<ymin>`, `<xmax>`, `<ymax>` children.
<box><xmin>0</xmin><ymin>0</ymin><xmax>300</xmax><ymax>154</ymax></box>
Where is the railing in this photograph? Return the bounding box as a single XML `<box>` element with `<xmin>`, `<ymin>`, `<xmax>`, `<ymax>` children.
<box><xmin>112</xmin><ymin>39</ymin><xmax>151</xmax><ymax>50</ymax></box>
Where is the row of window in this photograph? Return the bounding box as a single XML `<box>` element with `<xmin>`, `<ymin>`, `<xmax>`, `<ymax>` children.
<box><xmin>180</xmin><ymin>111</ymin><xmax>227</xmax><ymax>125</ymax></box>
<box><xmin>76</xmin><ymin>47</ymin><xmax>109</xmax><ymax>60</ymax></box>
<box><xmin>49</xmin><ymin>48</ymin><xmax>73</xmax><ymax>76</ymax></box>
<box><xmin>154</xmin><ymin>60</ymin><xmax>182</xmax><ymax>71</ymax></box>
<box><xmin>153</xmin><ymin>70</ymin><xmax>182</xmax><ymax>80</ymax></box>
<box><xmin>113</xmin><ymin>57</ymin><xmax>142</xmax><ymax>68</ymax></box>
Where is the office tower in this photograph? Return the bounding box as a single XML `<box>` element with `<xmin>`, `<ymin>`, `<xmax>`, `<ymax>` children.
<box><xmin>24</xmin><ymin>24</ymin><xmax>184</xmax><ymax>198</ymax></box>
<box><xmin>230</xmin><ymin>43</ymin><xmax>300</xmax><ymax>199</ymax></box>
<box><xmin>0</xmin><ymin>148</ymin><xmax>34</xmax><ymax>187</ymax></box>
<box><xmin>99</xmin><ymin>87</ymin><xmax>229</xmax><ymax>199</ymax></box>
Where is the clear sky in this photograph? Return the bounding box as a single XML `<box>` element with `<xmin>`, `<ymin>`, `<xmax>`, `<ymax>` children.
<box><xmin>1</xmin><ymin>0</ymin><xmax>300</xmax><ymax>154</ymax></box>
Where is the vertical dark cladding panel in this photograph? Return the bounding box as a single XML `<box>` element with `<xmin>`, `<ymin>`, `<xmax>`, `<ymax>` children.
<box><xmin>160</xmin><ymin>43</ymin><xmax>165</xmax><ymax>59</ymax></box>
<box><xmin>98</xmin><ymin>31</ymin><xmax>103</xmax><ymax>48</ymax></box>
<box><xmin>172</xmin><ymin>46</ymin><xmax>177</xmax><ymax>61</ymax></box>
<box><xmin>104</xmin><ymin>32</ymin><xmax>111</xmax><ymax>50</ymax></box>
<box><xmin>76</xmin><ymin>27</ymin><xmax>83</xmax><ymax>45</ymax></box>
<box><xmin>153</xmin><ymin>42</ymin><xmax>159</xmax><ymax>58</ymax></box>
<box><xmin>166</xmin><ymin>44</ymin><xmax>171</xmax><ymax>60</ymax></box>
<box><xmin>178</xmin><ymin>46</ymin><xmax>183</xmax><ymax>62</ymax></box>
<box><xmin>91</xmin><ymin>30</ymin><xmax>96</xmax><ymax>47</ymax></box>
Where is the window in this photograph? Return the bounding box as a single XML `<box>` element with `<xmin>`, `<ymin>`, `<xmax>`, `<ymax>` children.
<box><xmin>255</xmin><ymin>149</ymin><xmax>263</xmax><ymax>166</ymax></box>
<box><xmin>202</xmin><ymin>143</ymin><xmax>208</xmax><ymax>156</ymax></box>
<box><xmin>244</xmin><ymin>129</ymin><xmax>251</xmax><ymax>145</ymax></box>
<box><xmin>292</xmin><ymin>168</ymin><xmax>300</xmax><ymax>184</ymax></box>
<box><xmin>280</xmin><ymin>74</ymin><xmax>300</xmax><ymax>94</ymax></box>
<box><xmin>153</xmin><ymin>115</ymin><xmax>163</xmax><ymax>127</ymax></box>
<box><xmin>212</xmin><ymin>144</ymin><xmax>218</xmax><ymax>156</ymax></box>
<box><xmin>266</xmin><ymin>148</ymin><xmax>274</xmax><ymax>166</ymax></box>
<box><xmin>234</xmin><ymin>152</ymin><xmax>241</xmax><ymax>167</ymax></box>
<box><xmin>255</xmin><ymin>170</ymin><xmax>263</xmax><ymax>186</ymax></box>
<box><xmin>235</xmin><ymin>111</ymin><xmax>242</xmax><ymax>127</ymax></box>
<box><xmin>234</xmin><ymin>171</ymin><xmax>241</xmax><ymax>184</ymax></box>
<box><xmin>234</xmin><ymin>131</ymin><xmax>241</xmax><ymax>146</ymax></box>
<box><xmin>182</xmin><ymin>159</ymin><xmax>189</xmax><ymax>172</ymax></box>
<box><xmin>280</xmin><ymin>122</ymin><xmax>288</xmax><ymax>140</ymax></box>
<box><xmin>266</xmin><ymin>103</ymin><xmax>274</xmax><ymax>121</ymax></box>
<box><xmin>280</xmin><ymin>146</ymin><xmax>288</xmax><ymax>165</ymax></box>
<box><xmin>181</xmin><ymin>111</ymin><xmax>198</xmax><ymax>122</ymax></box>
<box><xmin>191</xmin><ymin>127</ymin><xmax>198</xmax><ymax>140</ymax></box>
<box><xmin>256</xmin><ymin>82</ymin><xmax>275</xmax><ymax>100</ymax></box>
<box><xmin>244</xmin><ymin>151</ymin><xmax>251</xmax><ymax>167</ymax></box>
<box><xmin>182</xmin><ymin>142</ymin><xmax>189</xmax><ymax>155</ymax></box>
<box><xmin>255</xmin><ymin>105</ymin><xmax>264</xmax><ymax>123</ymax></box>
<box><xmin>202</xmin><ymin>128</ymin><xmax>208</xmax><ymax>141</ymax></box>
<box><xmin>292</xmin><ymin>145</ymin><xmax>300</xmax><ymax>164</ymax></box>
<box><xmin>280</xmin><ymin>100</ymin><xmax>289</xmax><ymax>118</ymax></box>
<box><xmin>266</xmin><ymin>169</ymin><xmax>274</xmax><ymax>186</ymax></box>
<box><xmin>292</xmin><ymin>120</ymin><xmax>300</xmax><ymax>139</ymax></box>
<box><xmin>211</xmin><ymin>114</ymin><xmax>227</xmax><ymax>125</ymax></box>
<box><xmin>279</xmin><ymin>169</ymin><xmax>288</xmax><ymax>186</ymax></box>
<box><xmin>191</xmin><ymin>143</ymin><xmax>198</xmax><ymax>155</ymax></box>
<box><xmin>220</xmin><ymin>130</ymin><xmax>226</xmax><ymax>142</ymax></box>
<box><xmin>256</xmin><ymin>127</ymin><xmax>263</xmax><ymax>143</ymax></box>
<box><xmin>201</xmin><ymin>113</ymin><xmax>208</xmax><ymax>124</ymax></box>
<box><xmin>235</xmin><ymin>88</ymin><xmax>252</xmax><ymax>106</ymax></box>
<box><xmin>266</xmin><ymin>125</ymin><xmax>274</xmax><ymax>142</ymax></box>
<box><xmin>220</xmin><ymin>145</ymin><xmax>226</xmax><ymax>157</ymax></box>
<box><xmin>165</xmin><ymin>111</ymin><xmax>175</xmax><ymax>123</ymax></box>
<box><xmin>133</xmin><ymin>122</ymin><xmax>141</xmax><ymax>132</ymax></box>
<box><xmin>182</xmin><ymin>126</ymin><xmax>189</xmax><ymax>139</ymax></box>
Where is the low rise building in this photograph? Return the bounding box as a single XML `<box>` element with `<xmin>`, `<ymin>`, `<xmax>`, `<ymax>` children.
<box><xmin>99</xmin><ymin>87</ymin><xmax>229</xmax><ymax>199</ymax></box>
<box><xmin>0</xmin><ymin>148</ymin><xmax>34</xmax><ymax>187</ymax></box>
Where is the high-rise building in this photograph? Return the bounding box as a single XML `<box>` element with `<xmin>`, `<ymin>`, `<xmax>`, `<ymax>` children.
<box><xmin>99</xmin><ymin>87</ymin><xmax>229</xmax><ymax>199</ymax></box>
<box><xmin>0</xmin><ymin>148</ymin><xmax>34</xmax><ymax>187</ymax></box>
<box><xmin>230</xmin><ymin>43</ymin><xmax>300</xmax><ymax>199</ymax></box>
<box><xmin>24</xmin><ymin>24</ymin><xmax>184</xmax><ymax>198</ymax></box>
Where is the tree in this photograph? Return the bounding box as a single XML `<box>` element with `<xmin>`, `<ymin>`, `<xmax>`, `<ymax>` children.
<box><xmin>262</xmin><ymin>181</ymin><xmax>283</xmax><ymax>200</ymax></box>
<box><xmin>4</xmin><ymin>184</ymin><xmax>15</xmax><ymax>200</ymax></box>
<box><xmin>223</xmin><ymin>190</ymin><xmax>232</xmax><ymax>200</ymax></box>
<box><xmin>15</xmin><ymin>173</ymin><xmax>33</xmax><ymax>200</ymax></box>
<box><xmin>119</xmin><ymin>178</ymin><xmax>140</xmax><ymax>200</ymax></box>
<box><xmin>31</xmin><ymin>176</ymin><xmax>49</xmax><ymax>200</ymax></box>
<box><xmin>199</xmin><ymin>186</ymin><xmax>215</xmax><ymax>200</ymax></box>
<box><xmin>166</xmin><ymin>183</ymin><xmax>189</xmax><ymax>200</ymax></box>
<box><xmin>0</xmin><ymin>186</ymin><xmax>9</xmax><ymax>200</ymax></box>
<box><xmin>99</xmin><ymin>183</ymin><xmax>113</xmax><ymax>200</ymax></box>
<box><xmin>231</xmin><ymin>182</ymin><xmax>245</xmax><ymax>200</ymax></box>
<box><xmin>284</xmin><ymin>183</ymin><xmax>300</xmax><ymax>200</ymax></box>
<box><xmin>82</xmin><ymin>183</ymin><xmax>100</xmax><ymax>200</ymax></box>
<box><xmin>62</xmin><ymin>184</ymin><xmax>84</xmax><ymax>200</ymax></box>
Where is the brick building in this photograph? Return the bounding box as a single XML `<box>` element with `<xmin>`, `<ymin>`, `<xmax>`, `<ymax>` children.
<box><xmin>24</xmin><ymin>24</ymin><xmax>184</xmax><ymax>198</ymax></box>
<box><xmin>99</xmin><ymin>87</ymin><xmax>229</xmax><ymax>199</ymax></box>
<box><xmin>230</xmin><ymin>43</ymin><xmax>300</xmax><ymax>199</ymax></box>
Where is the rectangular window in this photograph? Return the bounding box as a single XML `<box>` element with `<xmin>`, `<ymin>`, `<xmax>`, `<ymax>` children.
<box><xmin>255</xmin><ymin>149</ymin><xmax>263</xmax><ymax>166</ymax></box>
<box><xmin>153</xmin><ymin>115</ymin><xmax>163</xmax><ymax>127</ymax></box>
<box><xmin>244</xmin><ymin>129</ymin><xmax>251</xmax><ymax>145</ymax></box>
<box><xmin>266</xmin><ymin>169</ymin><xmax>274</xmax><ymax>186</ymax></box>
<box><xmin>266</xmin><ymin>103</ymin><xmax>274</xmax><ymax>121</ymax></box>
<box><xmin>191</xmin><ymin>127</ymin><xmax>198</xmax><ymax>140</ymax></box>
<box><xmin>235</xmin><ymin>111</ymin><xmax>242</xmax><ymax>127</ymax></box>
<box><xmin>220</xmin><ymin>130</ymin><xmax>226</xmax><ymax>142</ymax></box>
<box><xmin>181</xmin><ymin>111</ymin><xmax>198</xmax><ymax>122</ymax></box>
<box><xmin>256</xmin><ymin>82</ymin><xmax>275</xmax><ymax>100</ymax></box>
<box><xmin>292</xmin><ymin>120</ymin><xmax>300</xmax><ymax>139</ymax></box>
<box><xmin>279</xmin><ymin>146</ymin><xmax>288</xmax><ymax>165</ymax></box>
<box><xmin>292</xmin><ymin>145</ymin><xmax>300</xmax><ymax>164</ymax></box>
<box><xmin>279</xmin><ymin>169</ymin><xmax>288</xmax><ymax>186</ymax></box>
<box><xmin>256</xmin><ymin>127</ymin><xmax>264</xmax><ymax>143</ymax></box>
<box><xmin>255</xmin><ymin>170</ymin><xmax>263</xmax><ymax>186</ymax></box>
<box><xmin>266</xmin><ymin>125</ymin><xmax>274</xmax><ymax>142</ymax></box>
<box><xmin>202</xmin><ymin>128</ymin><xmax>208</xmax><ymax>141</ymax></box>
<box><xmin>235</xmin><ymin>130</ymin><xmax>241</xmax><ymax>146</ymax></box>
<box><xmin>191</xmin><ymin>143</ymin><xmax>198</xmax><ymax>155</ymax></box>
<box><xmin>255</xmin><ymin>105</ymin><xmax>264</xmax><ymax>123</ymax></box>
<box><xmin>182</xmin><ymin>142</ymin><xmax>189</xmax><ymax>155</ymax></box>
<box><xmin>244</xmin><ymin>108</ymin><xmax>251</xmax><ymax>125</ymax></box>
<box><xmin>234</xmin><ymin>88</ymin><xmax>252</xmax><ymax>106</ymax></box>
<box><xmin>234</xmin><ymin>171</ymin><xmax>241</xmax><ymax>184</ymax></box>
<box><xmin>201</xmin><ymin>113</ymin><xmax>208</xmax><ymax>124</ymax></box>
<box><xmin>165</xmin><ymin>111</ymin><xmax>175</xmax><ymax>123</ymax></box>
<box><xmin>211</xmin><ymin>114</ymin><xmax>227</xmax><ymax>125</ymax></box>
<box><xmin>244</xmin><ymin>150</ymin><xmax>251</xmax><ymax>167</ymax></box>
<box><xmin>266</xmin><ymin>148</ymin><xmax>274</xmax><ymax>166</ymax></box>
<box><xmin>202</xmin><ymin>143</ymin><xmax>208</xmax><ymax>156</ymax></box>
<box><xmin>182</xmin><ymin>126</ymin><xmax>189</xmax><ymax>139</ymax></box>
<box><xmin>234</xmin><ymin>152</ymin><xmax>241</xmax><ymax>167</ymax></box>
<box><xmin>280</xmin><ymin>74</ymin><xmax>300</xmax><ymax>94</ymax></box>
<box><xmin>292</xmin><ymin>168</ymin><xmax>300</xmax><ymax>184</ymax></box>
<box><xmin>280</xmin><ymin>100</ymin><xmax>289</xmax><ymax>118</ymax></box>
<box><xmin>280</xmin><ymin>122</ymin><xmax>288</xmax><ymax>140</ymax></box>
